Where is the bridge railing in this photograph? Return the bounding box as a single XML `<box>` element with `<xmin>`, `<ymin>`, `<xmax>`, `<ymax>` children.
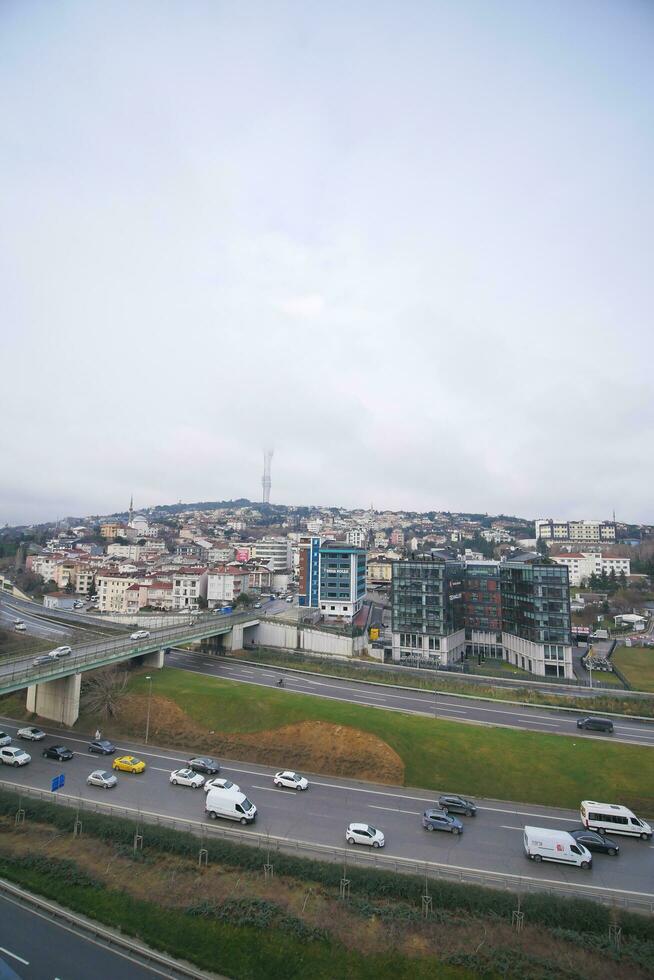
<box><xmin>1</xmin><ymin>779</ymin><xmax>652</xmax><ymax>915</ymax></box>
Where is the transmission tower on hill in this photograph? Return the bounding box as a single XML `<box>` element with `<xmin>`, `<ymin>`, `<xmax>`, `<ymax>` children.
<box><xmin>262</xmin><ymin>449</ymin><xmax>273</xmax><ymax>504</ymax></box>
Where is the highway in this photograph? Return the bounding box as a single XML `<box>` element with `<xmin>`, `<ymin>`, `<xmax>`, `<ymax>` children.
<box><xmin>164</xmin><ymin>649</ymin><xmax>654</xmax><ymax>748</ymax></box>
<box><xmin>0</xmin><ymin>892</ymin><xmax>172</xmax><ymax>980</ymax></box>
<box><xmin>0</xmin><ymin>716</ymin><xmax>652</xmax><ymax>908</ymax></box>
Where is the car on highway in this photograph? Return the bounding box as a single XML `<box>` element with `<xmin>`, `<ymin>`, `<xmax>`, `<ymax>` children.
<box><xmin>274</xmin><ymin>770</ymin><xmax>309</xmax><ymax>790</ymax></box>
<box><xmin>346</xmin><ymin>823</ymin><xmax>385</xmax><ymax>848</ymax></box>
<box><xmin>49</xmin><ymin>645</ymin><xmax>72</xmax><ymax>658</ymax></box>
<box><xmin>14</xmin><ymin>621</ymin><xmax>26</xmax><ymax>632</ymax></box>
<box><xmin>0</xmin><ymin>732</ymin><xmax>12</xmax><ymax>747</ymax></box>
<box><xmin>88</xmin><ymin>738</ymin><xmax>116</xmax><ymax>755</ymax></box>
<box><xmin>438</xmin><ymin>794</ymin><xmax>477</xmax><ymax>816</ymax></box>
<box><xmin>187</xmin><ymin>756</ymin><xmax>221</xmax><ymax>774</ymax></box>
<box><xmin>42</xmin><ymin>744</ymin><xmax>74</xmax><ymax>762</ymax></box>
<box><xmin>87</xmin><ymin>769</ymin><xmax>118</xmax><ymax>789</ymax></box>
<box><xmin>576</xmin><ymin>717</ymin><xmax>614</xmax><ymax>733</ymax></box>
<box><xmin>33</xmin><ymin>655</ymin><xmax>54</xmax><ymax>666</ymax></box>
<box><xmin>130</xmin><ymin>630</ymin><xmax>151</xmax><ymax>640</ymax></box>
<box><xmin>17</xmin><ymin>726</ymin><xmax>46</xmax><ymax>741</ymax></box>
<box><xmin>204</xmin><ymin>777</ymin><xmax>240</xmax><ymax>794</ymax></box>
<box><xmin>0</xmin><ymin>747</ymin><xmax>31</xmax><ymax>767</ymax></box>
<box><xmin>170</xmin><ymin>767</ymin><xmax>205</xmax><ymax>789</ymax></box>
<box><xmin>570</xmin><ymin>828</ymin><xmax>620</xmax><ymax>856</ymax></box>
<box><xmin>422</xmin><ymin>809</ymin><xmax>464</xmax><ymax>834</ymax></box>
<box><xmin>254</xmin><ymin>602</ymin><xmax>262</xmax><ymax>608</ymax></box>
<box><xmin>112</xmin><ymin>755</ymin><xmax>146</xmax><ymax>774</ymax></box>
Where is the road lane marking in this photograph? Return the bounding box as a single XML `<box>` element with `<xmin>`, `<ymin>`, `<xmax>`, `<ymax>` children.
<box><xmin>500</xmin><ymin>825</ymin><xmax>523</xmax><ymax>831</ymax></box>
<box><xmin>369</xmin><ymin>804</ymin><xmax>420</xmax><ymax>815</ymax></box>
<box><xmin>0</xmin><ymin>946</ymin><xmax>29</xmax><ymax>965</ymax></box>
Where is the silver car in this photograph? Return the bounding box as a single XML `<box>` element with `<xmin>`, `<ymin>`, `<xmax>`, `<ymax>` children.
<box><xmin>87</xmin><ymin>769</ymin><xmax>117</xmax><ymax>789</ymax></box>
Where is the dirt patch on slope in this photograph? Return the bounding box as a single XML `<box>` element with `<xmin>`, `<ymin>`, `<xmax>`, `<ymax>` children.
<box><xmin>110</xmin><ymin>694</ymin><xmax>405</xmax><ymax>783</ymax></box>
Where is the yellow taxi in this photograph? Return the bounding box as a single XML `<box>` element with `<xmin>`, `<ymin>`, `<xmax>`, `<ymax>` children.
<box><xmin>112</xmin><ymin>755</ymin><xmax>146</xmax><ymax>774</ymax></box>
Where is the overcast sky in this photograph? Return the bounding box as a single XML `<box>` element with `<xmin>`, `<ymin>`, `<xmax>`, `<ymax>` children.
<box><xmin>1</xmin><ymin>1</ymin><xmax>653</xmax><ymax>525</ymax></box>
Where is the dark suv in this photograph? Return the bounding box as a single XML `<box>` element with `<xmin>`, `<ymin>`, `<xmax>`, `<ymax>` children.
<box><xmin>422</xmin><ymin>809</ymin><xmax>463</xmax><ymax>834</ymax></box>
<box><xmin>438</xmin><ymin>794</ymin><xmax>477</xmax><ymax>816</ymax></box>
<box><xmin>188</xmin><ymin>757</ymin><xmax>221</xmax><ymax>774</ymax></box>
<box><xmin>42</xmin><ymin>745</ymin><xmax>73</xmax><ymax>761</ymax></box>
<box><xmin>577</xmin><ymin>717</ymin><xmax>614</xmax><ymax>733</ymax></box>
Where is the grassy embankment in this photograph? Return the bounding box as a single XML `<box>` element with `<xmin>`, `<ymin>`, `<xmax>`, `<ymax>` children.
<box><xmin>121</xmin><ymin>668</ymin><xmax>654</xmax><ymax>813</ymax></box>
<box><xmin>223</xmin><ymin>646</ymin><xmax>654</xmax><ymax>716</ymax></box>
<box><xmin>613</xmin><ymin>647</ymin><xmax>654</xmax><ymax>694</ymax></box>
<box><xmin>0</xmin><ymin>627</ymin><xmax>50</xmax><ymax>661</ymax></box>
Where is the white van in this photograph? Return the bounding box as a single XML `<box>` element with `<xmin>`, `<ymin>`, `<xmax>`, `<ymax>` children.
<box><xmin>580</xmin><ymin>801</ymin><xmax>652</xmax><ymax>840</ymax></box>
<box><xmin>205</xmin><ymin>789</ymin><xmax>257</xmax><ymax>825</ymax></box>
<box><xmin>524</xmin><ymin>826</ymin><xmax>592</xmax><ymax>869</ymax></box>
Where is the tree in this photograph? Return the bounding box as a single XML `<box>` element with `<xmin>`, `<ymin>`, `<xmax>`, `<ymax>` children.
<box><xmin>536</xmin><ymin>537</ymin><xmax>548</xmax><ymax>557</ymax></box>
<box><xmin>234</xmin><ymin>592</ymin><xmax>254</xmax><ymax>608</ymax></box>
<box><xmin>197</xmin><ymin>595</ymin><xmax>208</xmax><ymax>610</ymax></box>
<box><xmin>64</xmin><ymin>580</ymin><xmax>75</xmax><ymax>594</ymax></box>
<box><xmin>81</xmin><ymin>667</ymin><xmax>129</xmax><ymax>720</ymax></box>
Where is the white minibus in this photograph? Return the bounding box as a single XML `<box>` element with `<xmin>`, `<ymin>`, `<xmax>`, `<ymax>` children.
<box><xmin>580</xmin><ymin>801</ymin><xmax>652</xmax><ymax>840</ymax></box>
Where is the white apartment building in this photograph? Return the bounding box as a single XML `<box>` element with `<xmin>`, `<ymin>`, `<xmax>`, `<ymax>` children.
<box><xmin>96</xmin><ymin>572</ymin><xmax>140</xmax><ymax>612</ymax></box>
<box><xmin>346</xmin><ymin>527</ymin><xmax>366</xmax><ymax>548</ymax></box>
<box><xmin>107</xmin><ymin>543</ymin><xmax>146</xmax><ymax>561</ymax></box>
<box><xmin>551</xmin><ymin>552</ymin><xmax>631</xmax><ymax>587</ymax></box>
<box><xmin>206</xmin><ymin>566</ymin><xmax>250</xmax><ymax>606</ymax></box>
<box><xmin>535</xmin><ymin>519</ymin><xmax>616</xmax><ymax>544</ymax></box>
<box><xmin>247</xmin><ymin>537</ymin><xmax>291</xmax><ymax>571</ymax></box>
<box><xmin>172</xmin><ymin>568</ymin><xmax>208</xmax><ymax>609</ymax></box>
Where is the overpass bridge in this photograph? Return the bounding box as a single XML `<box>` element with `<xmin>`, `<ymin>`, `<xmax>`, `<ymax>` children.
<box><xmin>0</xmin><ymin>611</ymin><xmax>260</xmax><ymax>725</ymax></box>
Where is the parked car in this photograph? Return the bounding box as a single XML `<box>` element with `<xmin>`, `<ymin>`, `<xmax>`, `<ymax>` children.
<box><xmin>438</xmin><ymin>794</ymin><xmax>477</xmax><ymax>816</ymax></box>
<box><xmin>42</xmin><ymin>744</ymin><xmax>74</xmax><ymax>762</ymax></box>
<box><xmin>422</xmin><ymin>809</ymin><xmax>464</xmax><ymax>834</ymax></box>
<box><xmin>274</xmin><ymin>770</ymin><xmax>309</xmax><ymax>790</ymax></box>
<box><xmin>569</xmin><ymin>828</ymin><xmax>620</xmax><ymax>856</ymax></box>
<box><xmin>112</xmin><ymin>755</ymin><xmax>146</xmax><ymax>773</ymax></box>
<box><xmin>346</xmin><ymin>823</ymin><xmax>385</xmax><ymax>848</ymax></box>
<box><xmin>0</xmin><ymin>732</ymin><xmax>12</xmax><ymax>747</ymax></box>
<box><xmin>130</xmin><ymin>630</ymin><xmax>151</xmax><ymax>640</ymax></box>
<box><xmin>0</xmin><ymin>747</ymin><xmax>31</xmax><ymax>767</ymax></box>
<box><xmin>88</xmin><ymin>738</ymin><xmax>116</xmax><ymax>755</ymax></box>
<box><xmin>204</xmin><ymin>777</ymin><xmax>240</xmax><ymax>794</ymax></box>
<box><xmin>170</xmin><ymin>767</ymin><xmax>204</xmax><ymax>788</ymax></box>
<box><xmin>49</xmin><ymin>645</ymin><xmax>72</xmax><ymax>658</ymax></box>
<box><xmin>87</xmin><ymin>769</ymin><xmax>118</xmax><ymax>789</ymax></box>
<box><xmin>576</xmin><ymin>717</ymin><xmax>614</xmax><ymax>733</ymax></box>
<box><xmin>17</xmin><ymin>726</ymin><xmax>46</xmax><ymax>741</ymax></box>
<box><xmin>187</xmin><ymin>757</ymin><xmax>220</xmax><ymax>775</ymax></box>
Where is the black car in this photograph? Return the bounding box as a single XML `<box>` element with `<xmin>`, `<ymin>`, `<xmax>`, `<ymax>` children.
<box><xmin>576</xmin><ymin>717</ymin><xmax>614</xmax><ymax>733</ymax></box>
<box><xmin>438</xmin><ymin>794</ymin><xmax>477</xmax><ymax>816</ymax></box>
<box><xmin>570</xmin><ymin>829</ymin><xmax>620</xmax><ymax>856</ymax></box>
<box><xmin>42</xmin><ymin>745</ymin><xmax>73</xmax><ymax>761</ymax></box>
<box><xmin>88</xmin><ymin>739</ymin><xmax>116</xmax><ymax>755</ymax></box>
<box><xmin>188</xmin><ymin>757</ymin><xmax>221</xmax><ymax>775</ymax></box>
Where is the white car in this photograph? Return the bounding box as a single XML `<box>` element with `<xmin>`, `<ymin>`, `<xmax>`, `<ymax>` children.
<box><xmin>0</xmin><ymin>747</ymin><xmax>31</xmax><ymax>767</ymax></box>
<box><xmin>274</xmin><ymin>770</ymin><xmax>309</xmax><ymax>791</ymax></box>
<box><xmin>50</xmin><ymin>645</ymin><xmax>72</xmax><ymax>658</ymax></box>
<box><xmin>0</xmin><ymin>731</ymin><xmax>12</xmax><ymax>747</ymax></box>
<box><xmin>14</xmin><ymin>621</ymin><xmax>26</xmax><ymax>632</ymax></box>
<box><xmin>130</xmin><ymin>630</ymin><xmax>151</xmax><ymax>640</ymax></box>
<box><xmin>170</xmin><ymin>767</ymin><xmax>204</xmax><ymax>789</ymax></box>
<box><xmin>17</xmin><ymin>726</ymin><xmax>46</xmax><ymax>741</ymax></box>
<box><xmin>204</xmin><ymin>777</ymin><xmax>240</xmax><ymax>794</ymax></box>
<box><xmin>346</xmin><ymin>823</ymin><xmax>385</xmax><ymax>848</ymax></box>
<box><xmin>87</xmin><ymin>769</ymin><xmax>118</xmax><ymax>789</ymax></box>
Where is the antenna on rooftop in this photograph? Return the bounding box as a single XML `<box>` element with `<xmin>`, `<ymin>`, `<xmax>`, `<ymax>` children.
<box><xmin>262</xmin><ymin>449</ymin><xmax>273</xmax><ymax>505</ymax></box>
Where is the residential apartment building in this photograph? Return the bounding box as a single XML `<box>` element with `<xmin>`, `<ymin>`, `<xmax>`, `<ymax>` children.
<box><xmin>367</xmin><ymin>557</ymin><xmax>393</xmax><ymax>586</ymax></box>
<box><xmin>206</xmin><ymin>566</ymin><xmax>250</xmax><ymax>606</ymax></box>
<box><xmin>96</xmin><ymin>572</ymin><xmax>140</xmax><ymax>612</ymax></box>
<box><xmin>535</xmin><ymin>519</ymin><xmax>616</xmax><ymax>544</ymax></box>
<box><xmin>391</xmin><ymin>553</ymin><xmax>573</xmax><ymax>679</ymax></box>
<box><xmin>318</xmin><ymin>542</ymin><xmax>367</xmax><ymax>620</ymax></box>
<box><xmin>123</xmin><ymin>581</ymin><xmax>173</xmax><ymax>614</ymax></box>
<box><xmin>550</xmin><ymin>552</ymin><xmax>631</xmax><ymax>587</ymax></box>
<box><xmin>100</xmin><ymin>522</ymin><xmax>127</xmax><ymax>540</ymax></box>
<box><xmin>346</xmin><ymin>527</ymin><xmax>367</xmax><ymax>548</ymax></box>
<box><xmin>247</xmin><ymin>537</ymin><xmax>292</xmax><ymax>571</ymax></box>
<box><xmin>172</xmin><ymin>568</ymin><xmax>208</xmax><ymax>609</ymax></box>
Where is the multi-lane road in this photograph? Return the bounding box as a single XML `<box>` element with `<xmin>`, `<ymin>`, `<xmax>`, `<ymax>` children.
<box><xmin>0</xmin><ymin>716</ymin><xmax>652</xmax><ymax>908</ymax></box>
<box><xmin>164</xmin><ymin>648</ymin><xmax>654</xmax><ymax>747</ymax></box>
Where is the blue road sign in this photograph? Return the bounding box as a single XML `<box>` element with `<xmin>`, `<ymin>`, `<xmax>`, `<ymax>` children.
<box><xmin>51</xmin><ymin>773</ymin><xmax>65</xmax><ymax>792</ymax></box>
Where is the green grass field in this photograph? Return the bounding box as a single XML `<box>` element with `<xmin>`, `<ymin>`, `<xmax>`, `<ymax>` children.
<box><xmin>130</xmin><ymin>668</ymin><xmax>654</xmax><ymax>813</ymax></box>
<box><xmin>612</xmin><ymin>647</ymin><xmax>654</xmax><ymax>693</ymax></box>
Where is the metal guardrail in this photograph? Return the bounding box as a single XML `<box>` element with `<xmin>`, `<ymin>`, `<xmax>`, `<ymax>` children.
<box><xmin>3</xmin><ymin>780</ymin><xmax>653</xmax><ymax>915</ymax></box>
<box><xmin>0</xmin><ymin>877</ymin><xmax>222</xmax><ymax>979</ymax></box>
<box><xmin>0</xmin><ymin>611</ymin><xmax>259</xmax><ymax>696</ymax></box>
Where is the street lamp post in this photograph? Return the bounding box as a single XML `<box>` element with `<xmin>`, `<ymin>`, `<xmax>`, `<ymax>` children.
<box><xmin>145</xmin><ymin>675</ymin><xmax>153</xmax><ymax>744</ymax></box>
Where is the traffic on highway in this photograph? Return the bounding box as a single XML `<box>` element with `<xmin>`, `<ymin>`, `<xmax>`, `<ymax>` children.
<box><xmin>0</xmin><ymin>716</ymin><xmax>652</xmax><ymax>907</ymax></box>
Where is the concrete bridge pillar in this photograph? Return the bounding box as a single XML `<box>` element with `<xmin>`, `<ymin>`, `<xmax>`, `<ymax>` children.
<box><xmin>225</xmin><ymin>624</ymin><xmax>244</xmax><ymax>652</ymax></box>
<box><xmin>26</xmin><ymin>673</ymin><xmax>81</xmax><ymax>727</ymax></box>
<box><xmin>143</xmin><ymin>649</ymin><xmax>165</xmax><ymax>669</ymax></box>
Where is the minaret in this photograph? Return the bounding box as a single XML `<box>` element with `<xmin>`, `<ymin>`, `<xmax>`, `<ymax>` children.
<box><xmin>128</xmin><ymin>495</ymin><xmax>134</xmax><ymax>526</ymax></box>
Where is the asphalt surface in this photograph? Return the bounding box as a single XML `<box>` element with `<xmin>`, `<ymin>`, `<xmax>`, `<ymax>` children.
<box><xmin>0</xmin><ymin>716</ymin><xmax>652</xmax><ymax>906</ymax></box>
<box><xmin>0</xmin><ymin>893</ymin><xmax>168</xmax><ymax>980</ymax></box>
<box><xmin>164</xmin><ymin>649</ymin><xmax>654</xmax><ymax>747</ymax></box>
